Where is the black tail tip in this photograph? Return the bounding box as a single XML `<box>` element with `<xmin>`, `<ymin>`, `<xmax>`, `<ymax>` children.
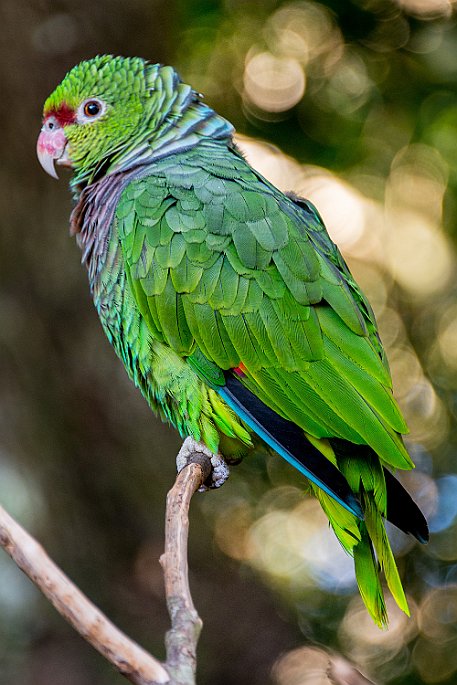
<box><xmin>384</xmin><ymin>468</ymin><xmax>430</xmax><ymax>544</ymax></box>
<box><xmin>413</xmin><ymin>518</ymin><xmax>429</xmax><ymax>545</ymax></box>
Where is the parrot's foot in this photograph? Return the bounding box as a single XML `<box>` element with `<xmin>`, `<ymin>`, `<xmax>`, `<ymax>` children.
<box><xmin>176</xmin><ymin>437</ymin><xmax>230</xmax><ymax>491</ymax></box>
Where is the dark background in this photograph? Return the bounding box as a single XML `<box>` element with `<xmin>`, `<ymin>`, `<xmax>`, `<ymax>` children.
<box><xmin>2</xmin><ymin>1</ymin><xmax>457</xmax><ymax>683</ymax></box>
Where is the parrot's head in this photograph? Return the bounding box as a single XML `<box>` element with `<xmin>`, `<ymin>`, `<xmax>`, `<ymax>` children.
<box><xmin>37</xmin><ymin>54</ymin><xmax>218</xmax><ymax>188</ymax></box>
<box><xmin>37</xmin><ymin>55</ymin><xmax>151</xmax><ymax>182</ymax></box>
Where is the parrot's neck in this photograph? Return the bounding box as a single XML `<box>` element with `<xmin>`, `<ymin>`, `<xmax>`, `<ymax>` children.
<box><xmin>70</xmin><ymin>65</ymin><xmax>234</xmax><ymax>195</ymax></box>
<box><xmin>113</xmin><ymin>99</ymin><xmax>234</xmax><ymax>173</ymax></box>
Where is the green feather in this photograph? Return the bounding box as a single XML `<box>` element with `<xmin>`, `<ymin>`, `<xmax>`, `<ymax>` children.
<box><xmin>354</xmin><ymin>525</ymin><xmax>388</xmax><ymax>629</ymax></box>
<box><xmin>42</xmin><ymin>55</ymin><xmax>422</xmax><ymax>627</ymax></box>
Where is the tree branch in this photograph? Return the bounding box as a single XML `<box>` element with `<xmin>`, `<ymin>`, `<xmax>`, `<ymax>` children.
<box><xmin>161</xmin><ymin>456</ymin><xmax>211</xmax><ymax>684</ymax></box>
<box><xmin>0</xmin><ymin>503</ymin><xmax>169</xmax><ymax>684</ymax></box>
<box><xmin>0</xmin><ymin>448</ymin><xmax>211</xmax><ymax>685</ymax></box>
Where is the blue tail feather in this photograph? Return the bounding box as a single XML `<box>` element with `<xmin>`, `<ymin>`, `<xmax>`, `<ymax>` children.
<box><xmin>218</xmin><ymin>375</ymin><xmax>362</xmax><ymax>518</ymax></box>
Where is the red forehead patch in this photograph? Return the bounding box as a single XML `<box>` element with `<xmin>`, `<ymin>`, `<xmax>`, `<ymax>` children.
<box><xmin>45</xmin><ymin>103</ymin><xmax>76</xmax><ymax>127</ymax></box>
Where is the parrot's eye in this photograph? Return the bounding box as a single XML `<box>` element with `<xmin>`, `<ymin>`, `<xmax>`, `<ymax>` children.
<box><xmin>84</xmin><ymin>101</ymin><xmax>100</xmax><ymax>117</ymax></box>
<box><xmin>77</xmin><ymin>98</ymin><xmax>106</xmax><ymax>123</ymax></box>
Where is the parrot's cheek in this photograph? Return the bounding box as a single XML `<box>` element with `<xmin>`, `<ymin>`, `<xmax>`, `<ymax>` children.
<box><xmin>37</xmin><ymin>128</ymin><xmax>69</xmax><ymax>179</ymax></box>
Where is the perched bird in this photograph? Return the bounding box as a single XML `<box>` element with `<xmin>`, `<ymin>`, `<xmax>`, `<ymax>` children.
<box><xmin>37</xmin><ymin>55</ymin><xmax>428</xmax><ymax>627</ymax></box>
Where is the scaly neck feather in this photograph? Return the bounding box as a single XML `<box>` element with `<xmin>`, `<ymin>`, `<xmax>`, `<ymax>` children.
<box><xmin>70</xmin><ymin>64</ymin><xmax>234</xmax><ymax>194</ymax></box>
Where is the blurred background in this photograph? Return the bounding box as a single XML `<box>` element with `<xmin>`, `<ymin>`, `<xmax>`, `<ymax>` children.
<box><xmin>1</xmin><ymin>0</ymin><xmax>457</xmax><ymax>683</ymax></box>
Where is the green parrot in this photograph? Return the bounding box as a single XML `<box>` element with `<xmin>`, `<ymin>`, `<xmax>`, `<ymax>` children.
<box><xmin>37</xmin><ymin>55</ymin><xmax>428</xmax><ymax>627</ymax></box>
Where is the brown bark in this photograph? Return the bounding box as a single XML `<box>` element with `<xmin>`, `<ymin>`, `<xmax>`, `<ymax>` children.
<box><xmin>0</xmin><ymin>449</ymin><xmax>211</xmax><ymax>685</ymax></box>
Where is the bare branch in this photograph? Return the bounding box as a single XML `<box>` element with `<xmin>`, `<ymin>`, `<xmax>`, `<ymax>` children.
<box><xmin>160</xmin><ymin>455</ymin><xmax>212</xmax><ymax>685</ymax></box>
<box><xmin>0</xmin><ymin>447</ymin><xmax>374</xmax><ymax>685</ymax></box>
<box><xmin>0</xmin><ymin>503</ymin><xmax>170</xmax><ymax>684</ymax></box>
<box><xmin>0</xmin><ymin>447</ymin><xmax>212</xmax><ymax>685</ymax></box>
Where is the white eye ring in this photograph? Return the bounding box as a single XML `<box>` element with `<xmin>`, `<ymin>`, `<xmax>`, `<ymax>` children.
<box><xmin>77</xmin><ymin>98</ymin><xmax>106</xmax><ymax>123</ymax></box>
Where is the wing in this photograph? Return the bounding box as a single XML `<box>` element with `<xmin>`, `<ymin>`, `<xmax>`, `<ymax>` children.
<box><xmin>115</xmin><ymin>146</ymin><xmax>429</xmax><ymax>627</ymax></box>
<box><xmin>116</xmin><ymin>143</ymin><xmax>412</xmax><ymax>473</ymax></box>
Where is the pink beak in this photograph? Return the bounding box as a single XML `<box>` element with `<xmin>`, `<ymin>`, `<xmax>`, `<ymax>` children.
<box><xmin>37</xmin><ymin>122</ymin><xmax>69</xmax><ymax>179</ymax></box>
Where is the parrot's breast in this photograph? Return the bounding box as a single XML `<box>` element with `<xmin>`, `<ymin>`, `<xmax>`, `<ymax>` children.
<box><xmin>69</xmin><ymin>168</ymin><xmax>216</xmax><ymax>436</ymax></box>
<box><xmin>71</xmin><ymin>171</ymin><xmax>150</xmax><ymax>385</ymax></box>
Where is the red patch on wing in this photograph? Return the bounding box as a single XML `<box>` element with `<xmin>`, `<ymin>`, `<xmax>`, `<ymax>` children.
<box><xmin>233</xmin><ymin>362</ymin><xmax>247</xmax><ymax>377</ymax></box>
<box><xmin>46</xmin><ymin>103</ymin><xmax>76</xmax><ymax>127</ymax></box>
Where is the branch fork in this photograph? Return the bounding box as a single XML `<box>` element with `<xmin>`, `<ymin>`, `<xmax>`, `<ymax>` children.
<box><xmin>0</xmin><ymin>447</ymin><xmax>212</xmax><ymax>685</ymax></box>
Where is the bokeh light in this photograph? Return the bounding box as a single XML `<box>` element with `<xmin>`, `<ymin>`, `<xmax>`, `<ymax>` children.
<box><xmin>3</xmin><ymin>1</ymin><xmax>457</xmax><ymax>683</ymax></box>
<box><xmin>395</xmin><ymin>0</ymin><xmax>456</xmax><ymax>19</ymax></box>
<box><xmin>243</xmin><ymin>50</ymin><xmax>306</xmax><ymax>113</ymax></box>
<box><xmin>339</xmin><ymin>596</ymin><xmax>418</xmax><ymax>680</ymax></box>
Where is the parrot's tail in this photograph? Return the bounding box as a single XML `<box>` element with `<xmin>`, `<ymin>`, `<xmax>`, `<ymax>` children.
<box><xmin>220</xmin><ymin>373</ymin><xmax>428</xmax><ymax>539</ymax></box>
<box><xmin>312</xmin><ymin>485</ymin><xmax>409</xmax><ymax>628</ymax></box>
<box><xmin>383</xmin><ymin>467</ymin><xmax>429</xmax><ymax>543</ymax></box>
<box><xmin>219</xmin><ymin>372</ymin><xmax>428</xmax><ymax>626</ymax></box>
<box><xmin>330</xmin><ymin>439</ymin><xmax>429</xmax><ymax>544</ymax></box>
<box><xmin>313</xmin><ymin>444</ymin><xmax>427</xmax><ymax>626</ymax></box>
<box><xmin>219</xmin><ymin>374</ymin><xmax>362</xmax><ymax>517</ymax></box>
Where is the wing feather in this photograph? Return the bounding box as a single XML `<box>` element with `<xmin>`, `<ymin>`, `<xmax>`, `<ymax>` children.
<box><xmin>117</xmin><ymin>148</ymin><xmax>412</xmax><ymax>474</ymax></box>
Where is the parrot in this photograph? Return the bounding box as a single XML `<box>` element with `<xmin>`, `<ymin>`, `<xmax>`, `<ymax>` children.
<box><xmin>37</xmin><ymin>55</ymin><xmax>428</xmax><ymax>627</ymax></box>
